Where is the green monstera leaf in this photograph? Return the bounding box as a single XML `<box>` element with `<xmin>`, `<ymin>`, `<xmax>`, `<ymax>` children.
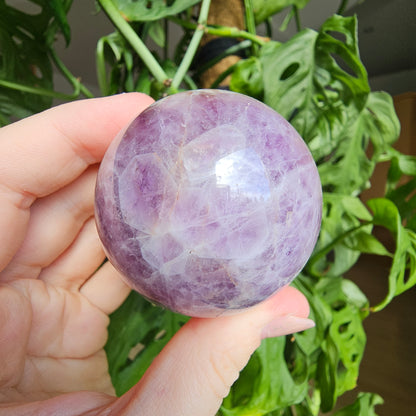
<box><xmin>105</xmin><ymin>290</ymin><xmax>189</xmax><ymax>396</ymax></box>
<box><xmin>0</xmin><ymin>0</ymin><xmax>74</xmax><ymax>125</ymax></box>
<box><xmin>111</xmin><ymin>0</ymin><xmax>201</xmax><ymax>21</ymax></box>
<box><xmin>252</xmin><ymin>0</ymin><xmax>310</xmax><ymax>24</ymax></box>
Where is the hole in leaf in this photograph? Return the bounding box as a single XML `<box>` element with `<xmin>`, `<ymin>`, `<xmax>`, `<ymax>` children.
<box><xmin>351</xmin><ymin>353</ymin><xmax>359</xmax><ymax>363</ymax></box>
<box><xmin>326</xmin><ymin>30</ymin><xmax>348</xmax><ymax>45</ymax></box>
<box><xmin>402</xmin><ymin>263</ymin><xmax>412</xmax><ymax>286</ymax></box>
<box><xmin>330</xmin><ymin>52</ymin><xmax>358</xmax><ymax>78</ymax></box>
<box><xmin>154</xmin><ymin>329</ymin><xmax>167</xmax><ymax>340</ymax></box>
<box><xmin>324</xmin><ymin>85</ymin><xmax>340</xmax><ymax>100</ymax></box>
<box><xmin>337</xmin><ymin>359</ymin><xmax>347</xmax><ymax>375</ymax></box>
<box><xmin>331</xmin><ymin>300</ymin><xmax>347</xmax><ymax>311</ymax></box>
<box><xmin>31</xmin><ymin>65</ymin><xmax>43</xmax><ymax>79</ymax></box>
<box><xmin>322</xmin><ymin>184</ymin><xmax>335</xmax><ymax>193</ymax></box>
<box><xmin>366</xmin><ymin>141</ymin><xmax>374</xmax><ymax>159</ymax></box>
<box><xmin>280</xmin><ymin>62</ymin><xmax>300</xmax><ymax>81</ymax></box>
<box><xmin>284</xmin><ymin>336</ymin><xmax>295</xmax><ymax>368</ymax></box>
<box><xmin>146</xmin><ymin>1</ymin><xmax>152</xmax><ymax>9</ymax></box>
<box><xmin>5</xmin><ymin>0</ymin><xmax>42</xmax><ymax>15</ymax></box>
<box><xmin>331</xmin><ymin>155</ymin><xmax>344</xmax><ymax>165</ymax></box>
<box><xmin>12</xmin><ymin>36</ymin><xmax>23</xmax><ymax>46</ymax></box>
<box><xmin>315</xmin><ymin>155</ymin><xmax>328</xmax><ymax>166</ymax></box>
<box><xmin>283</xmin><ymin>337</ymin><xmax>306</xmax><ymax>384</ymax></box>
<box><xmin>338</xmin><ymin>321</ymin><xmax>351</xmax><ymax>334</ymax></box>
<box><xmin>326</xmin><ymin>202</ymin><xmax>332</xmax><ymax>217</ymax></box>
<box><xmin>287</xmin><ymin>107</ymin><xmax>299</xmax><ymax>123</ymax></box>
<box><xmin>128</xmin><ymin>342</ymin><xmax>145</xmax><ymax>361</ymax></box>
<box><xmin>326</xmin><ymin>250</ymin><xmax>335</xmax><ymax>263</ymax></box>
<box><xmin>16</xmin><ymin>25</ymin><xmax>35</xmax><ymax>41</ymax></box>
<box><xmin>324</xmin><ymin>85</ymin><xmax>338</xmax><ymax>93</ymax></box>
<box><xmin>141</xmin><ymin>327</ymin><xmax>165</xmax><ymax>346</ymax></box>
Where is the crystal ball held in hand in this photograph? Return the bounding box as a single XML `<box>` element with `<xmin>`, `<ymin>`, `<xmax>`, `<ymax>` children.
<box><xmin>95</xmin><ymin>90</ymin><xmax>322</xmax><ymax>317</ymax></box>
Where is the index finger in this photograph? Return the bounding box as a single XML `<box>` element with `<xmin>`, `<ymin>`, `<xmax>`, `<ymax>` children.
<box><xmin>0</xmin><ymin>93</ymin><xmax>154</xmax><ymax>201</ymax></box>
<box><xmin>0</xmin><ymin>93</ymin><xmax>154</xmax><ymax>270</ymax></box>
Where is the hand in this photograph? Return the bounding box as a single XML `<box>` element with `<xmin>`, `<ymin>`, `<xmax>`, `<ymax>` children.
<box><xmin>0</xmin><ymin>94</ymin><xmax>314</xmax><ymax>416</ymax></box>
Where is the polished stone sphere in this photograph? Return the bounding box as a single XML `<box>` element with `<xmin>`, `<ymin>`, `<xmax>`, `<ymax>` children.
<box><xmin>95</xmin><ymin>89</ymin><xmax>322</xmax><ymax>317</ymax></box>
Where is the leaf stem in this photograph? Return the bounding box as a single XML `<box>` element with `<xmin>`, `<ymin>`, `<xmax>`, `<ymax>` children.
<box><xmin>290</xmin><ymin>404</ymin><xmax>298</xmax><ymax>416</ymax></box>
<box><xmin>337</xmin><ymin>0</ymin><xmax>350</xmax><ymax>15</ymax></box>
<box><xmin>0</xmin><ymin>79</ymin><xmax>81</xmax><ymax>101</ymax></box>
<box><xmin>96</xmin><ymin>36</ymin><xmax>109</xmax><ymax>96</ymax></box>
<box><xmin>170</xmin><ymin>0</ymin><xmax>212</xmax><ymax>91</ymax></box>
<box><xmin>183</xmin><ymin>73</ymin><xmax>198</xmax><ymax>90</ymax></box>
<box><xmin>169</xmin><ymin>16</ymin><xmax>268</xmax><ymax>46</ymax></box>
<box><xmin>243</xmin><ymin>0</ymin><xmax>258</xmax><ymax>54</ymax></box>
<box><xmin>294</xmin><ymin>6</ymin><xmax>301</xmax><ymax>32</ymax></box>
<box><xmin>98</xmin><ymin>0</ymin><xmax>169</xmax><ymax>85</ymax></box>
<box><xmin>243</xmin><ymin>0</ymin><xmax>256</xmax><ymax>34</ymax></box>
<box><xmin>164</xmin><ymin>18</ymin><xmax>169</xmax><ymax>61</ymax></box>
<box><xmin>264</xmin><ymin>17</ymin><xmax>273</xmax><ymax>38</ymax></box>
<box><xmin>0</xmin><ymin>46</ymin><xmax>94</xmax><ymax>102</ymax></box>
<box><xmin>307</xmin><ymin>223</ymin><xmax>369</xmax><ymax>275</ymax></box>
<box><xmin>49</xmin><ymin>47</ymin><xmax>94</xmax><ymax>98</ymax></box>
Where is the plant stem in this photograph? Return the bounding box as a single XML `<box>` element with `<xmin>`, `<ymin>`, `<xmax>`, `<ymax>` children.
<box><xmin>98</xmin><ymin>0</ymin><xmax>168</xmax><ymax>85</ymax></box>
<box><xmin>243</xmin><ymin>0</ymin><xmax>256</xmax><ymax>34</ymax></box>
<box><xmin>205</xmin><ymin>25</ymin><xmax>268</xmax><ymax>45</ymax></box>
<box><xmin>170</xmin><ymin>0</ymin><xmax>212</xmax><ymax>91</ymax></box>
<box><xmin>306</xmin><ymin>222</ymin><xmax>379</xmax><ymax>276</ymax></box>
<box><xmin>243</xmin><ymin>0</ymin><xmax>258</xmax><ymax>55</ymax></box>
<box><xmin>290</xmin><ymin>404</ymin><xmax>298</xmax><ymax>416</ymax></box>
<box><xmin>170</xmin><ymin>16</ymin><xmax>268</xmax><ymax>46</ymax></box>
<box><xmin>96</xmin><ymin>36</ymin><xmax>109</xmax><ymax>96</ymax></box>
<box><xmin>294</xmin><ymin>6</ymin><xmax>301</xmax><ymax>32</ymax></box>
<box><xmin>0</xmin><ymin>46</ymin><xmax>94</xmax><ymax>102</ymax></box>
<box><xmin>337</xmin><ymin>0</ymin><xmax>350</xmax><ymax>15</ymax></box>
<box><xmin>0</xmin><ymin>79</ymin><xmax>82</xmax><ymax>101</ymax></box>
<box><xmin>164</xmin><ymin>18</ymin><xmax>169</xmax><ymax>61</ymax></box>
<box><xmin>49</xmin><ymin>47</ymin><xmax>94</xmax><ymax>98</ymax></box>
<box><xmin>183</xmin><ymin>73</ymin><xmax>198</xmax><ymax>90</ymax></box>
<box><xmin>264</xmin><ymin>17</ymin><xmax>273</xmax><ymax>39</ymax></box>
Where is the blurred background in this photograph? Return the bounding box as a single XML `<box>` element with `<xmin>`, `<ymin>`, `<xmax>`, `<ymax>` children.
<box><xmin>39</xmin><ymin>0</ymin><xmax>416</xmax><ymax>96</ymax></box>
<box><xmin>12</xmin><ymin>0</ymin><xmax>416</xmax><ymax>94</ymax></box>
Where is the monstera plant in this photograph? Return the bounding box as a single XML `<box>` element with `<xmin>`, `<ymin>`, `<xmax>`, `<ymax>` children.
<box><xmin>1</xmin><ymin>0</ymin><xmax>415</xmax><ymax>414</ymax></box>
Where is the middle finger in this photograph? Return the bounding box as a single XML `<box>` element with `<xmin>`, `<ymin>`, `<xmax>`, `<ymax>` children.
<box><xmin>1</xmin><ymin>165</ymin><xmax>98</xmax><ymax>281</ymax></box>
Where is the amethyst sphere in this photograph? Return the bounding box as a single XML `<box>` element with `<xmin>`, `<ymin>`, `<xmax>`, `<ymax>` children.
<box><xmin>95</xmin><ymin>89</ymin><xmax>322</xmax><ymax>317</ymax></box>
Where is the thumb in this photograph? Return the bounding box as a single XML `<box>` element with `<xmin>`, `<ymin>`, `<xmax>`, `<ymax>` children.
<box><xmin>112</xmin><ymin>285</ymin><xmax>314</xmax><ymax>416</ymax></box>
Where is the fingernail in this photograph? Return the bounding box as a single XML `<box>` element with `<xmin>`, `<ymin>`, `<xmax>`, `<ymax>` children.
<box><xmin>261</xmin><ymin>315</ymin><xmax>315</xmax><ymax>339</ymax></box>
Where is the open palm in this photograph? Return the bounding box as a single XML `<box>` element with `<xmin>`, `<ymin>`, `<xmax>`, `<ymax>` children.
<box><xmin>0</xmin><ymin>94</ymin><xmax>313</xmax><ymax>416</ymax></box>
<box><xmin>0</xmin><ymin>164</ymin><xmax>129</xmax><ymax>401</ymax></box>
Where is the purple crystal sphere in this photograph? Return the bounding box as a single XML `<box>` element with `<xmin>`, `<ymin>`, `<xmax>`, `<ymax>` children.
<box><xmin>95</xmin><ymin>90</ymin><xmax>322</xmax><ymax>317</ymax></box>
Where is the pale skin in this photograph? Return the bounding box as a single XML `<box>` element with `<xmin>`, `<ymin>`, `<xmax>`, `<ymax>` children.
<box><xmin>0</xmin><ymin>93</ymin><xmax>315</xmax><ymax>415</ymax></box>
